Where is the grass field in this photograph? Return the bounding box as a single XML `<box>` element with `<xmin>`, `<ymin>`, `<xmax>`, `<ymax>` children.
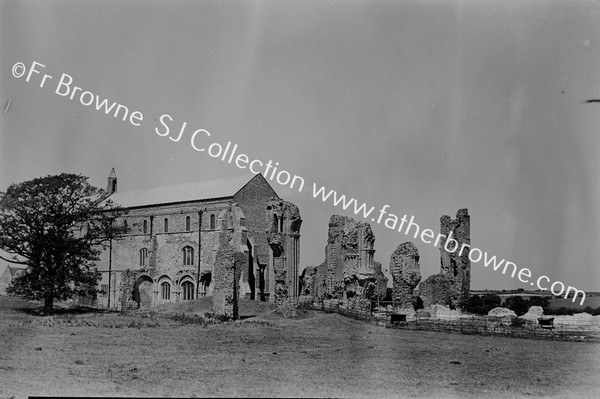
<box><xmin>1</xmin><ymin>296</ymin><xmax>599</xmax><ymax>398</ymax></box>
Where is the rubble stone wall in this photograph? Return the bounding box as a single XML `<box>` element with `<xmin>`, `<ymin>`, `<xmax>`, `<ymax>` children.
<box><xmin>313</xmin><ymin>215</ymin><xmax>386</xmax><ymax>305</ymax></box>
<box><xmin>211</xmin><ymin>207</ymin><xmax>246</xmax><ymax>319</ymax></box>
<box><xmin>390</xmin><ymin>242</ymin><xmax>421</xmax><ymax>308</ymax></box>
<box><xmin>439</xmin><ymin>208</ymin><xmax>471</xmax><ymax>309</ymax></box>
<box><xmin>266</xmin><ymin>199</ymin><xmax>302</xmax><ymax>302</ymax></box>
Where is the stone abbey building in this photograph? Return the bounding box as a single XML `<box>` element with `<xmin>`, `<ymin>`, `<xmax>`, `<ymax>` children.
<box><xmin>95</xmin><ymin>169</ymin><xmax>301</xmax><ymax>309</ymax></box>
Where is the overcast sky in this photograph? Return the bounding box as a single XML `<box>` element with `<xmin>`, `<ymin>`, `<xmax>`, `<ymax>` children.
<box><xmin>1</xmin><ymin>0</ymin><xmax>599</xmax><ymax>294</ymax></box>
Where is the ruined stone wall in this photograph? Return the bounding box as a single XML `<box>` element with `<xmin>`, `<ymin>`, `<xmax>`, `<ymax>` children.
<box><xmin>372</xmin><ymin>262</ymin><xmax>389</xmax><ymax>301</ymax></box>
<box><xmin>419</xmin><ymin>274</ymin><xmax>457</xmax><ymax>309</ymax></box>
<box><xmin>234</xmin><ymin>173</ymin><xmax>279</xmax><ymax>299</ymax></box>
<box><xmin>265</xmin><ymin>199</ymin><xmax>302</xmax><ymax>302</ymax></box>
<box><xmin>439</xmin><ymin>208</ymin><xmax>471</xmax><ymax>309</ymax></box>
<box><xmin>418</xmin><ymin>208</ymin><xmax>471</xmax><ymax>310</ymax></box>
<box><xmin>211</xmin><ymin>206</ymin><xmax>246</xmax><ymax>319</ymax></box>
<box><xmin>390</xmin><ymin>242</ymin><xmax>421</xmax><ymax>308</ymax></box>
<box><xmin>314</xmin><ymin>262</ymin><xmax>327</xmax><ymax>299</ymax></box>
<box><xmin>314</xmin><ymin>215</ymin><xmax>384</xmax><ymax>304</ymax></box>
<box><xmin>299</xmin><ymin>266</ymin><xmax>316</xmax><ymax>296</ymax></box>
<box><xmin>211</xmin><ymin>240</ymin><xmax>242</xmax><ymax>319</ymax></box>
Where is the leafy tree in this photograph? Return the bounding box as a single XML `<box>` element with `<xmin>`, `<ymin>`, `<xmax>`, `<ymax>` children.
<box><xmin>468</xmin><ymin>294</ymin><xmax>484</xmax><ymax>308</ymax></box>
<box><xmin>583</xmin><ymin>306</ymin><xmax>600</xmax><ymax>316</ymax></box>
<box><xmin>481</xmin><ymin>293</ymin><xmax>502</xmax><ymax>308</ymax></box>
<box><xmin>527</xmin><ymin>296</ymin><xmax>551</xmax><ymax>312</ymax></box>
<box><xmin>505</xmin><ymin>295</ymin><xmax>528</xmax><ymax>316</ymax></box>
<box><xmin>0</xmin><ymin>173</ymin><xmax>124</xmax><ymax>313</ymax></box>
<box><xmin>464</xmin><ymin>294</ymin><xmax>484</xmax><ymax>314</ymax></box>
<box><xmin>464</xmin><ymin>294</ymin><xmax>504</xmax><ymax>315</ymax></box>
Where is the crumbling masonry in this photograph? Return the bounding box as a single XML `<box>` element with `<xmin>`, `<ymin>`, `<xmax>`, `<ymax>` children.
<box><xmin>440</xmin><ymin>208</ymin><xmax>471</xmax><ymax>307</ymax></box>
<box><xmin>299</xmin><ymin>266</ymin><xmax>316</xmax><ymax>297</ymax></box>
<box><xmin>95</xmin><ymin>171</ymin><xmax>302</xmax><ymax>310</ymax></box>
<box><xmin>313</xmin><ymin>215</ymin><xmax>387</xmax><ymax>306</ymax></box>
<box><xmin>419</xmin><ymin>208</ymin><xmax>471</xmax><ymax>309</ymax></box>
<box><xmin>211</xmin><ymin>205</ymin><xmax>246</xmax><ymax>319</ymax></box>
<box><xmin>265</xmin><ymin>199</ymin><xmax>302</xmax><ymax>303</ymax></box>
<box><xmin>390</xmin><ymin>242</ymin><xmax>421</xmax><ymax>308</ymax></box>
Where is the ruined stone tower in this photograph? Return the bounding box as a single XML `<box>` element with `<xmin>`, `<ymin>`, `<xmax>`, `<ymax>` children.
<box><xmin>419</xmin><ymin>208</ymin><xmax>471</xmax><ymax>310</ymax></box>
<box><xmin>439</xmin><ymin>208</ymin><xmax>471</xmax><ymax>308</ymax></box>
<box><xmin>265</xmin><ymin>199</ymin><xmax>302</xmax><ymax>302</ymax></box>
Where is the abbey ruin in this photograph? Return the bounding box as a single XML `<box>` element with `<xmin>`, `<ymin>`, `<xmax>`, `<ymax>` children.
<box><xmin>94</xmin><ymin>170</ymin><xmax>302</xmax><ymax>319</ymax></box>
<box><xmin>303</xmin><ymin>215</ymin><xmax>387</xmax><ymax>309</ymax></box>
<box><xmin>300</xmin><ymin>209</ymin><xmax>471</xmax><ymax>312</ymax></box>
<box><xmin>94</xmin><ymin>167</ymin><xmax>470</xmax><ymax>317</ymax></box>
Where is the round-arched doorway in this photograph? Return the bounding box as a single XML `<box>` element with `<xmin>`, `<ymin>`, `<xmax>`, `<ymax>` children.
<box><xmin>132</xmin><ymin>275</ymin><xmax>153</xmax><ymax>308</ymax></box>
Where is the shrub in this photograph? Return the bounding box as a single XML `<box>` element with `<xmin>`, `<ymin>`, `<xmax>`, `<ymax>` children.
<box><xmin>505</xmin><ymin>296</ymin><xmax>528</xmax><ymax>316</ymax></box>
<box><xmin>527</xmin><ymin>296</ymin><xmax>551</xmax><ymax>312</ymax></box>
<box><xmin>214</xmin><ymin>314</ymin><xmax>232</xmax><ymax>322</ymax></box>
<box><xmin>482</xmin><ymin>294</ymin><xmax>502</xmax><ymax>308</ymax></box>
<box><xmin>465</xmin><ymin>294</ymin><xmax>501</xmax><ymax>315</ymax></box>
<box><xmin>169</xmin><ymin>313</ymin><xmax>206</xmax><ymax>325</ymax></box>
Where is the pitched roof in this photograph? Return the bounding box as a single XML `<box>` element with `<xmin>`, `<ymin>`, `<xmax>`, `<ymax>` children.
<box><xmin>106</xmin><ymin>174</ymin><xmax>258</xmax><ymax>209</ymax></box>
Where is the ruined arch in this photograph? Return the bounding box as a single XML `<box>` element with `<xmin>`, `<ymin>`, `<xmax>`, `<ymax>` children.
<box><xmin>132</xmin><ymin>275</ymin><xmax>153</xmax><ymax>308</ymax></box>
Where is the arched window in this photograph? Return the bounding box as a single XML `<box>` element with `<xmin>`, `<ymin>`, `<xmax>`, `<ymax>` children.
<box><xmin>182</xmin><ymin>246</ymin><xmax>194</xmax><ymax>266</ymax></box>
<box><xmin>139</xmin><ymin>248</ymin><xmax>149</xmax><ymax>266</ymax></box>
<box><xmin>164</xmin><ymin>218</ymin><xmax>169</xmax><ymax>233</ymax></box>
<box><xmin>161</xmin><ymin>282</ymin><xmax>170</xmax><ymax>300</ymax></box>
<box><xmin>143</xmin><ymin>219</ymin><xmax>148</xmax><ymax>234</ymax></box>
<box><xmin>210</xmin><ymin>214</ymin><xmax>216</xmax><ymax>230</ymax></box>
<box><xmin>186</xmin><ymin>216</ymin><xmax>191</xmax><ymax>231</ymax></box>
<box><xmin>182</xmin><ymin>281</ymin><xmax>194</xmax><ymax>300</ymax></box>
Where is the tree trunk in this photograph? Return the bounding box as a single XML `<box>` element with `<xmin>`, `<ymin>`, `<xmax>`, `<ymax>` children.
<box><xmin>44</xmin><ymin>293</ymin><xmax>54</xmax><ymax>314</ymax></box>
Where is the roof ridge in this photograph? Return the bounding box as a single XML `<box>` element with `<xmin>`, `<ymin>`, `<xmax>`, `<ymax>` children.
<box><xmin>112</xmin><ymin>173</ymin><xmax>256</xmax><ymax>195</ymax></box>
<box><xmin>105</xmin><ymin>173</ymin><xmax>263</xmax><ymax>208</ymax></box>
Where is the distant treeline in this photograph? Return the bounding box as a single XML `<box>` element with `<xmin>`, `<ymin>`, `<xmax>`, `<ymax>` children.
<box><xmin>465</xmin><ymin>294</ymin><xmax>600</xmax><ymax>316</ymax></box>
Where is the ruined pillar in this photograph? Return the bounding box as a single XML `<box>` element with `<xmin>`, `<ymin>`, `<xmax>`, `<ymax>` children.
<box><xmin>266</xmin><ymin>199</ymin><xmax>302</xmax><ymax>303</ymax></box>
<box><xmin>211</xmin><ymin>207</ymin><xmax>245</xmax><ymax>319</ymax></box>
<box><xmin>390</xmin><ymin>242</ymin><xmax>421</xmax><ymax>308</ymax></box>
<box><xmin>439</xmin><ymin>208</ymin><xmax>471</xmax><ymax>309</ymax></box>
<box><xmin>419</xmin><ymin>208</ymin><xmax>471</xmax><ymax>310</ymax></box>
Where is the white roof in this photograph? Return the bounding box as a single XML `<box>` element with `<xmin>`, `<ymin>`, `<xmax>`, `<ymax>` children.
<box><xmin>106</xmin><ymin>174</ymin><xmax>258</xmax><ymax>209</ymax></box>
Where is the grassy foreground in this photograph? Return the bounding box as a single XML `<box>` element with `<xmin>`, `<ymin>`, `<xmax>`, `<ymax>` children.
<box><xmin>1</xmin><ymin>296</ymin><xmax>599</xmax><ymax>398</ymax></box>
